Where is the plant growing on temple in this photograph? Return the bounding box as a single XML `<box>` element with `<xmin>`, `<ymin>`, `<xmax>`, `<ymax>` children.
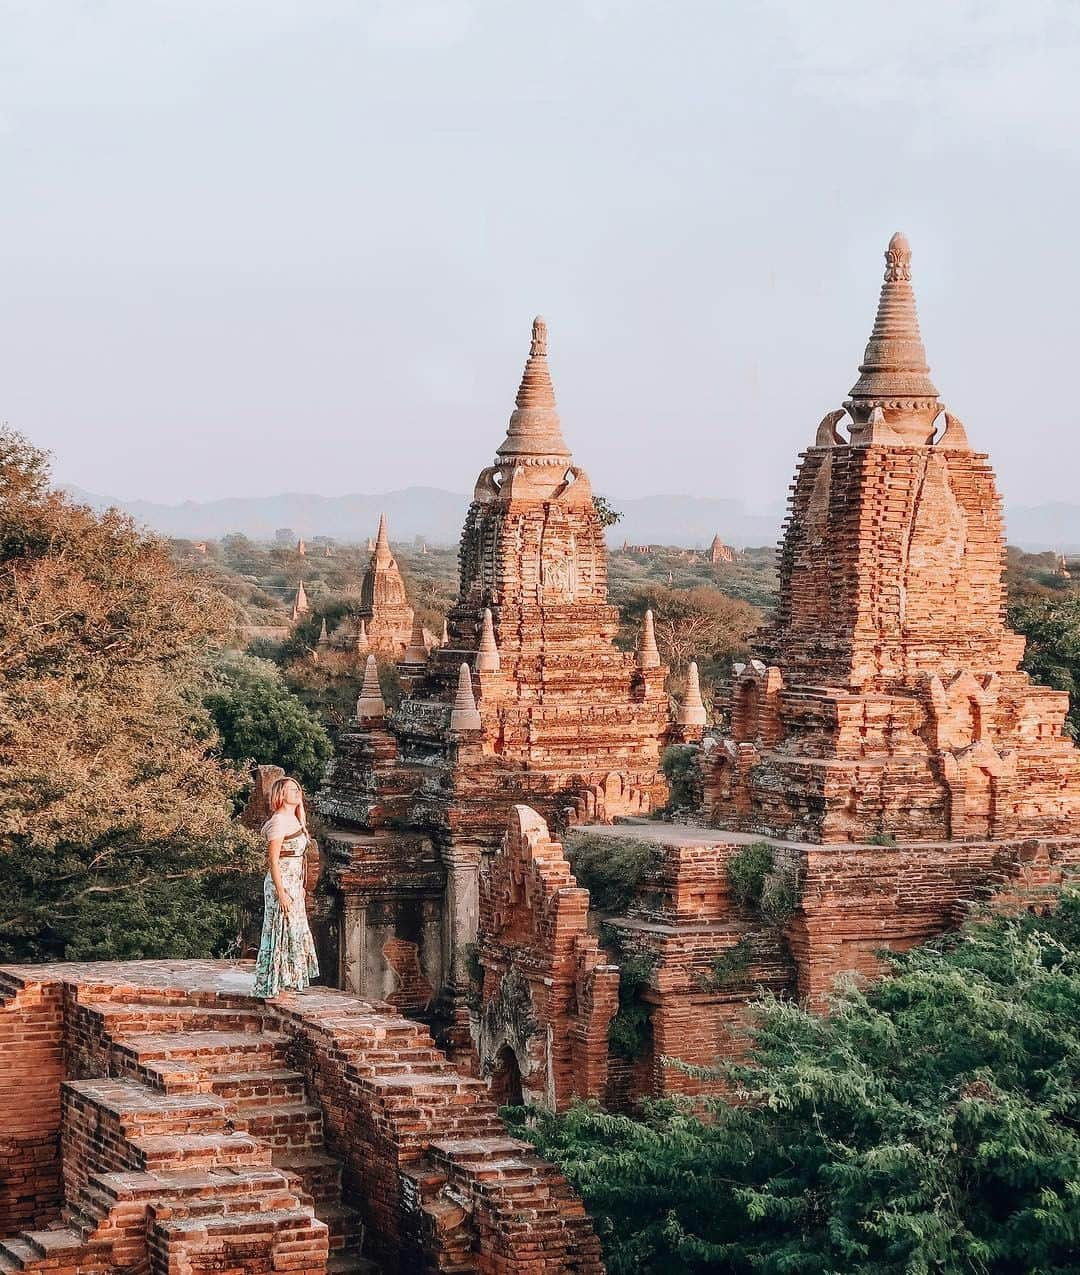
<box><xmin>661</xmin><ymin>744</ymin><xmax>702</xmax><ymax>815</ymax></box>
<box><xmin>508</xmin><ymin>890</ymin><xmax>1080</xmax><ymax>1275</ymax></box>
<box><xmin>565</xmin><ymin>834</ymin><xmax>662</xmax><ymax>914</ymax></box>
<box><xmin>726</xmin><ymin>840</ymin><xmax>798</xmax><ymax>926</ymax></box>
<box><xmin>0</xmin><ymin>427</ymin><xmax>261</xmax><ymax>962</ymax></box>
<box><xmin>600</xmin><ymin>923</ymin><xmax>659</xmax><ymax>1061</ymax></box>
<box><xmin>203</xmin><ymin>651</ymin><xmax>333</xmax><ymax>792</ymax></box>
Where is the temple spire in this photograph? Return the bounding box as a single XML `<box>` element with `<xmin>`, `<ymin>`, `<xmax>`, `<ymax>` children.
<box><xmin>401</xmin><ymin>612</ymin><xmax>428</xmax><ymax>665</ymax></box>
<box><xmin>356</xmin><ymin>655</ymin><xmax>385</xmax><ymax>720</ymax></box>
<box><xmin>291</xmin><ymin>580</ymin><xmax>310</xmax><ymax>621</ymax></box>
<box><xmin>373</xmin><ymin>513</ymin><xmax>393</xmax><ymax>566</ymax></box>
<box><xmin>677</xmin><ymin>661</ymin><xmax>707</xmax><ymax>726</ymax></box>
<box><xmin>475</xmin><ymin>607</ymin><xmax>501</xmax><ymax>673</ymax></box>
<box><xmin>637</xmin><ymin>609</ymin><xmax>661</xmax><ymax>670</ymax></box>
<box><xmin>449</xmin><ymin>662</ymin><xmax>482</xmax><ymax>731</ymax></box>
<box><xmin>845</xmin><ymin>232</ymin><xmax>941</xmax><ymax>445</ymax></box>
<box><xmin>496</xmin><ymin>316</ymin><xmax>572</xmax><ymax>462</ymax></box>
<box><xmin>355</xmin><ymin>618</ymin><xmax>369</xmax><ymax>654</ymax></box>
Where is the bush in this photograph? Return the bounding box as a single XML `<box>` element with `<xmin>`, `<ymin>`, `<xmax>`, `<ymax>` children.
<box><xmin>566</xmin><ymin>834</ymin><xmax>662</xmax><ymax>915</ymax></box>
<box><xmin>726</xmin><ymin>840</ymin><xmax>798</xmax><ymax>927</ymax></box>
<box><xmin>661</xmin><ymin>744</ymin><xmax>701</xmax><ymax>814</ymax></box>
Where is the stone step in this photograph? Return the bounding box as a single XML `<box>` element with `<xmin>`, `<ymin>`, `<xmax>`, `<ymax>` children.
<box><xmin>208</xmin><ymin>1067</ymin><xmax>307</xmax><ymax>1107</ymax></box>
<box><xmin>273</xmin><ymin>1149</ymin><xmax>342</xmax><ymax>1204</ymax></box>
<box><xmin>130</xmin><ymin>1131</ymin><xmax>271</xmax><ymax>1172</ymax></box>
<box><xmin>0</xmin><ymin>1240</ymin><xmax>37</xmax><ymax>1271</ymax></box>
<box><xmin>151</xmin><ymin>1206</ymin><xmax>327</xmax><ymax>1244</ymax></box>
<box><xmin>81</xmin><ymin>1001</ymin><xmax>267</xmax><ymax>1035</ymax></box>
<box><xmin>316</xmin><ymin>1202</ymin><xmax>365</xmax><ymax>1249</ymax></box>
<box><xmin>146</xmin><ymin>1187</ymin><xmax>305</xmax><ymax>1220</ymax></box>
<box><xmin>241</xmin><ymin>1102</ymin><xmax>324</xmax><ymax>1149</ymax></box>
<box><xmin>111</xmin><ymin>1029</ymin><xmax>288</xmax><ymax>1089</ymax></box>
<box><xmin>64</xmin><ymin>1078</ymin><xmax>231</xmax><ymax>1136</ymax></box>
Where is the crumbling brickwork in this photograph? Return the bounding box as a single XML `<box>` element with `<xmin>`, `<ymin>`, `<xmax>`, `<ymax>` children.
<box><xmin>476</xmin><ymin>806</ymin><xmax>618</xmax><ymax>1112</ymax></box>
<box><xmin>0</xmin><ymin>960</ymin><xmax>602</xmax><ymax>1275</ymax></box>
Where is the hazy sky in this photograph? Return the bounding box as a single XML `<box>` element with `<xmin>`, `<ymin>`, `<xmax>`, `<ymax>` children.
<box><xmin>2</xmin><ymin>1</ymin><xmax>1079</xmax><ymax>512</ymax></box>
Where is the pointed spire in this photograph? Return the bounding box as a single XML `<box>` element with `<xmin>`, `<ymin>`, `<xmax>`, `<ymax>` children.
<box><xmin>475</xmin><ymin>607</ymin><xmax>501</xmax><ymax>672</ymax></box>
<box><xmin>449</xmin><ymin>662</ymin><xmax>482</xmax><ymax>731</ymax></box>
<box><xmin>317</xmin><ymin>617</ymin><xmax>329</xmax><ymax>645</ymax></box>
<box><xmin>496</xmin><ymin>316</ymin><xmax>572</xmax><ymax>463</ymax></box>
<box><xmin>637</xmin><ymin>609</ymin><xmax>661</xmax><ymax>670</ymax></box>
<box><xmin>356</xmin><ymin>655</ymin><xmax>385</xmax><ymax>720</ymax></box>
<box><xmin>401</xmin><ymin>612</ymin><xmax>428</xmax><ymax>665</ymax></box>
<box><xmin>373</xmin><ymin>513</ymin><xmax>393</xmax><ymax>567</ymax></box>
<box><xmin>355</xmin><ymin>618</ymin><xmax>369</xmax><ymax>654</ymax></box>
<box><xmin>677</xmin><ymin>661</ymin><xmax>707</xmax><ymax>726</ymax></box>
<box><xmin>845</xmin><ymin>233</ymin><xmax>940</xmax><ymax>445</ymax></box>
<box><xmin>297</xmin><ymin>537</ymin><xmax>306</xmax><ymax>556</ymax></box>
<box><xmin>291</xmin><ymin>580</ymin><xmax>310</xmax><ymax>621</ymax></box>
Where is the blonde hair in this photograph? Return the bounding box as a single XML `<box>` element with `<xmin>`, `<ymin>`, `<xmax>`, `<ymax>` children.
<box><xmin>262</xmin><ymin>776</ymin><xmax>307</xmax><ymax>839</ymax></box>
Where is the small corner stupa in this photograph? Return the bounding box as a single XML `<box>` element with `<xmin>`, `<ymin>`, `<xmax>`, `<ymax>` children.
<box><xmin>290</xmin><ymin>580</ymin><xmax>310</xmax><ymax>623</ymax></box>
<box><xmin>357</xmin><ymin>514</ymin><xmax>415</xmax><ymax>656</ymax></box>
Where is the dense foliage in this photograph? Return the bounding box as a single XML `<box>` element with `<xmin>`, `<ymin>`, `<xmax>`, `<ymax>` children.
<box><xmin>662</xmin><ymin>744</ymin><xmax>703</xmax><ymax>815</ymax></box>
<box><xmin>509</xmin><ymin>891</ymin><xmax>1080</xmax><ymax>1274</ymax></box>
<box><xmin>0</xmin><ymin>428</ymin><xmax>260</xmax><ymax>961</ymax></box>
<box><xmin>566</xmin><ymin>833</ymin><xmax>662</xmax><ymax>914</ymax></box>
<box><xmin>1009</xmin><ymin>593</ymin><xmax>1080</xmax><ymax>740</ymax></box>
<box><xmin>204</xmin><ymin>651</ymin><xmax>333</xmax><ymax>791</ymax></box>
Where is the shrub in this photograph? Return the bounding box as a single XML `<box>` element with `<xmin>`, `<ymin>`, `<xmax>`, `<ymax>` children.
<box><xmin>661</xmin><ymin>744</ymin><xmax>701</xmax><ymax>814</ymax></box>
<box><xmin>566</xmin><ymin>834</ymin><xmax>662</xmax><ymax>915</ymax></box>
<box><xmin>727</xmin><ymin>840</ymin><xmax>798</xmax><ymax>927</ymax></box>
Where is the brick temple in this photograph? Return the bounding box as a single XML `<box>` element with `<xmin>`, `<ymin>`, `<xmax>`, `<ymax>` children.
<box><xmin>355</xmin><ymin>516</ymin><xmax>415</xmax><ymax>657</ymax></box>
<box><xmin>316</xmin><ymin>317</ymin><xmax>671</xmax><ymax>1069</ymax></box>
<box><xmin>595</xmin><ymin>234</ymin><xmax>1080</xmax><ymax>1097</ymax></box>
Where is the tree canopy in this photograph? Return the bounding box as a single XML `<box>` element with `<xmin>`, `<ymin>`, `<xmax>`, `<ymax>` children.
<box><xmin>509</xmin><ymin>891</ymin><xmax>1080</xmax><ymax>1274</ymax></box>
<box><xmin>0</xmin><ymin>427</ymin><xmax>260</xmax><ymax>961</ymax></box>
<box><xmin>204</xmin><ymin>650</ymin><xmax>333</xmax><ymax>792</ymax></box>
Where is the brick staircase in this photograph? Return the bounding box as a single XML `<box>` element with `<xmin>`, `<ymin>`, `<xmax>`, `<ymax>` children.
<box><xmin>0</xmin><ymin>982</ymin><xmax>373</xmax><ymax>1275</ymax></box>
<box><xmin>0</xmin><ymin>962</ymin><xmax>604</xmax><ymax>1275</ymax></box>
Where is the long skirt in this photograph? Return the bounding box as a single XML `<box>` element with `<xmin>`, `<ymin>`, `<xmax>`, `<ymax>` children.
<box><xmin>252</xmin><ymin>855</ymin><xmax>319</xmax><ymax>998</ymax></box>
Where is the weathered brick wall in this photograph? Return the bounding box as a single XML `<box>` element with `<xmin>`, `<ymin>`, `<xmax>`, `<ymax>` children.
<box><xmin>0</xmin><ymin>974</ymin><xmax>64</xmax><ymax>1233</ymax></box>
<box><xmin>477</xmin><ymin>806</ymin><xmax>618</xmax><ymax>1110</ymax></box>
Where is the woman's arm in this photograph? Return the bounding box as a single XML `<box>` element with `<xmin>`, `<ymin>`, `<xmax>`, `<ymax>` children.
<box><xmin>267</xmin><ymin>836</ymin><xmax>291</xmax><ymax>915</ymax></box>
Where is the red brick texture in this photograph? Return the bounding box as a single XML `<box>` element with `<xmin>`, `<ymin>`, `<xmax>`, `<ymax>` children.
<box><xmin>477</xmin><ymin>807</ymin><xmax>618</xmax><ymax>1111</ymax></box>
<box><xmin>0</xmin><ymin>961</ymin><xmax>602</xmax><ymax>1275</ymax></box>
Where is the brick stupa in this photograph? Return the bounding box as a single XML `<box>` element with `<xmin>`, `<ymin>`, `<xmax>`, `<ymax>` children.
<box><xmin>356</xmin><ymin>514</ymin><xmax>414</xmax><ymax>656</ymax></box>
<box><xmin>703</xmin><ymin>232</ymin><xmax>1080</xmax><ymax>843</ymax></box>
<box><xmin>317</xmin><ymin>317</ymin><xmax>670</xmax><ymax>1051</ymax></box>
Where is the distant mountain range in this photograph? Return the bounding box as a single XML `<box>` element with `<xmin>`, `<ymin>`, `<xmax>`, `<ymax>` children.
<box><xmin>61</xmin><ymin>485</ymin><xmax>1080</xmax><ymax>553</ymax></box>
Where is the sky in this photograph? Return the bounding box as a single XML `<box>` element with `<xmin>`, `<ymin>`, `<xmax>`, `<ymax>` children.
<box><xmin>2</xmin><ymin>0</ymin><xmax>1079</xmax><ymax>512</ymax></box>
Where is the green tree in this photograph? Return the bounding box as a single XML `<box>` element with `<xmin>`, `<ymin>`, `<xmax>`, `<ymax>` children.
<box><xmin>204</xmin><ymin>651</ymin><xmax>333</xmax><ymax>791</ymax></box>
<box><xmin>593</xmin><ymin>495</ymin><xmax>623</xmax><ymax>528</ymax></box>
<box><xmin>620</xmin><ymin>585</ymin><xmax>761</xmax><ymax>677</ymax></box>
<box><xmin>1009</xmin><ymin>594</ymin><xmax>1080</xmax><ymax>739</ymax></box>
<box><xmin>0</xmin><ymin>427</ymin><xmax>260</xmax><ymax>961</ymax></box>
<box><xmin>510</xmin><ymin>891</ymin><xmax>1080</xmax><ymax>1274</ymax></box>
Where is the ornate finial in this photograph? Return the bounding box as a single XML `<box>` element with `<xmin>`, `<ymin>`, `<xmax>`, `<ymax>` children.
<box><xmin>884</xmin><ymin>231</ymin><xmax>912</xmax><ymax>282</ymax></box>
<box><xmin>845</xmin><ymin>231</ymin><xmax>939</xmax><ymax>445</ymax></box>
<box><xmin>355</xmin><ymin>618</ymin><xmax>369</xmax><ymax>653</ymax></box>
<box><xmin>356</xmin><ymin>654</ymin><xmax>385</xmax><ymax>720</ymax></box>
<box><xmin>318</xmin><ymin>617</ymin><xmax>329</xmax><ymax>645</ymax></box>
<box><xmin>637</xmin><ymin>609</ymin><xmax>662</xmax><ymax>671</ymax></box>
<box><xmin>475</xmin><ymin>607</ymin><xmax>501</xmax><ymax>673</ymax></box>
<box><xmin>449</xmin><ymin>662</ymin><xmax>482</xmax><ymax>732</ymax></box>
<box><xmin>497</xmin><ymin>315</ymin><xmax>570</xmax><ymax>462</ymax></box>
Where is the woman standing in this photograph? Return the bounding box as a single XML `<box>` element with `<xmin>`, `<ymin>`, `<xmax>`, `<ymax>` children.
<box><xmin>252</xmin><ymin>776</ymin><xmax>320</xmax><ymax>998</ymax></box>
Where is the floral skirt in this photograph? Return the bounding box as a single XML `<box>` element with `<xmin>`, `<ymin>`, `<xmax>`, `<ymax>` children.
<box><xmin>252</xmin><ymin>855</ymin><xmax>319</xmax><ymax>998</ymax></box>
